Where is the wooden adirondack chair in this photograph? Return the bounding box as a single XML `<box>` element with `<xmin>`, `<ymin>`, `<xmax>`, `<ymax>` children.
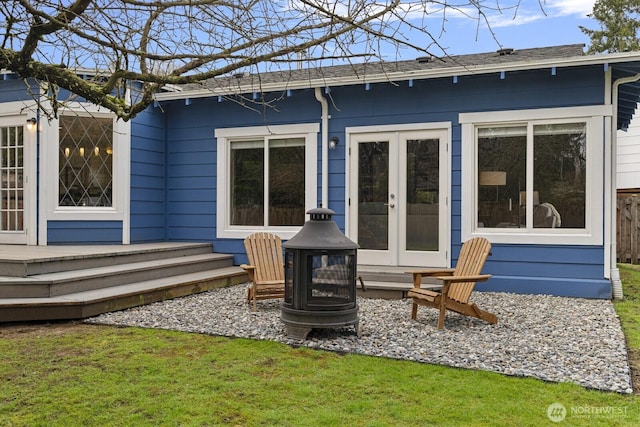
<box><xmin>241</xmin><ymin>232</ymin><xmax>286</xmax><ymax>311</ymax></box>
<box><xmin>406</xmin><ymin>237</ymin><xmax>497</xmax><ymax>329</ymax></box>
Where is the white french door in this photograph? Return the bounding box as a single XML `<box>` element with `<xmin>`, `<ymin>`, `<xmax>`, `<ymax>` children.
<box><xmin>0</xmin><ymin>115</ymin><xmax>35</xmax><ymax>244</ymax></box>
<box><xmin>348</xmin><ymin>127</ymin><xmax>449</xmax><ymax>267</ymax></box>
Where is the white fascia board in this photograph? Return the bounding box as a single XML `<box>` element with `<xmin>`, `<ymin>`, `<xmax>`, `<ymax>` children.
<box><xmin>154</xmin><ymin>51</ymin><xmax>640</xmax><ymax>102</ymax></box>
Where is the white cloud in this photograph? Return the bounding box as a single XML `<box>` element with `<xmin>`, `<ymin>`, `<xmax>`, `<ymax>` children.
<box><xmin>281</xmin><ymin>1</ymin><xmax>597</xmax><ymax>33</ymax></box>
<box><xmin>396</xmin><ymin>0</ymin><xmax>594</xmax><ymax>25</ymax></box>
<box><xmin>546</xmin><ymin>0</ymin><xmax>596</xmax><ymax>17</ymax></box>
<box><xmin>467</xmin><ymin>0</ymin><xmax>596</xmax><ymax>29</ymax></box>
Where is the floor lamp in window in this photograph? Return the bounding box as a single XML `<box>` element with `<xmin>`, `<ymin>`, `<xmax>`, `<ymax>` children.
<box><xmin>479</xmin><ymin>171</ymin><xmax>507</xmax><ymax>202</ymax></box>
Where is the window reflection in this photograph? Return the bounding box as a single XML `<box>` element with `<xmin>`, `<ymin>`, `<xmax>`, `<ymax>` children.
<box><xmin>230</xmin><ymin>138</ymin><xmax>305</xmax><ymax>226</ymax></box>
<box><xmin>406</xmin><ymin>139</ymin><xmax>439</xmax><ymax>251</ymax></box>
<box><xmin>476</xmin><ymin>123</ymin><xmax>586</xmax><ymax>229</ymax></box>
<box><xmin>533</xmin><ymin>123</ymin><xmax>585</xmax><ymax>228</ymax></box>
<box><xmin>477</xmin><ymin>126</ymin><xmax>526</xmax><ymax>228</ymax></box>
<box><xmin>357</xmin><ymin>141</ymin><xmax>389</xmax><ymax>250</ymax></box>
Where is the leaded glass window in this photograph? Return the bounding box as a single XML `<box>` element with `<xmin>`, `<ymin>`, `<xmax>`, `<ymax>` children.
<box><xmin>58</xmin><ymin>115</ymin><xmax>113</xmax><ymax>207</ymax></box>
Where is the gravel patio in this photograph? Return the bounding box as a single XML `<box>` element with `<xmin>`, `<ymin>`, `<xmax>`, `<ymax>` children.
<box><xmin>87</xmin><ymin>284</ymin><xmax>633</xmax><ymax>394</ymax></box>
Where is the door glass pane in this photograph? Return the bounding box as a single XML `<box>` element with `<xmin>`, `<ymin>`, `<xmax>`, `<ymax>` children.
<box><xmin>230</xmin><ymin>140</ymin><xmax>264</xmax><ymax>225</ymax></box>
<box><xmin>0</xmin><ymin>126</ymin><xmax>24</xmax><ymax>232</ymax></box>
<box><xmin>269</xmin><ymin>138</ymin><xmax>305</xmax><ymax>226</ymax></box>
<box><xmin>533</xmin><ymin>123</ymin><xmax>586</xmax><ymax>228</ymax></box>
<box><xmin>477</xmin><ymin>126</ymin><xmax>526</xmax><ymax>228</ymax></box>
<box><xmin>406</xmin><ymin>139</ymin><xmax>439</xmax><ymax>251</ymax></box>
<box><xmin>358</xmin><ymin>141</ymin><xmax>388</xmax><ymax>250</ymax></box>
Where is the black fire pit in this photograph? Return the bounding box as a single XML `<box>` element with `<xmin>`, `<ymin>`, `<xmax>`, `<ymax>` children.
<box><xmin>281</xmin><ymin>208</ymin><xmax>359</xmax><ymax>340</ymax></box>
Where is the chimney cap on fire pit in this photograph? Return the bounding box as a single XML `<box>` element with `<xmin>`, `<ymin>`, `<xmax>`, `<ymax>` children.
<box><xmin>283</xmin><ymin>208</ymin><xmax>358</xmax><ymax>250</ymax></box>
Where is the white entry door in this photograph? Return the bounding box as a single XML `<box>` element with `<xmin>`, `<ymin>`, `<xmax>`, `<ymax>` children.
<box><xmin>0</xmin><ymin>115</ymin><xmax>35</xmax><ymax>244</ymax></box>
<box><xmin>348</xmin><ymin>128</ymin><xmax>449</xmax><ymax>267</ymax></box>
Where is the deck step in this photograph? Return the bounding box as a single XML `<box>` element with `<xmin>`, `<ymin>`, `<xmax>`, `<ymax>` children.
<box><xmin>357</xmin><ymin>266</ymin><xmax>414</xmax><ymax>284</ymax></box>
<box><xmin>0</xmin><ymin>243</ymin><xmax>249</xmax><ymax>323</ymax></box>
<box><xmin>356</xmin><ymin>265</ymin><xmax>442</xmax><ymax>298</ymax></box>
<box><xmin>0</xmin><ymin>253</ymin><xmax>236</xmax><ymax>298</ymax></box>
<box><xmin>0</xmin><ymin>267</ymin><xmax>248</xmax><ymax>322</ymax></box>
<box><xmin>0</xmin><ymin>242</ymin><xmax>215</xmax><ymax>277</ymax></box>
<box><xmin>356</xmin><ymin>280</ymin><xmax>442</xmax><ymax>299</ymax></box>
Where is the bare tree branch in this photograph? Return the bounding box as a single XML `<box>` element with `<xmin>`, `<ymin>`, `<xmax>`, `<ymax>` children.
<box><xmin>0</xmin><ymin>0</ymin><xmax>532</xmax><ymax>121</ymax></box>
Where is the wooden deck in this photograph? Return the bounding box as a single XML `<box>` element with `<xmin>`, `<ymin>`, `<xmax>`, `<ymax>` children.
<box><xmin>0</xmin><ymin>243</ymin><xmax>248</xmax><ymax>322</ymax></box>
<box><xmin>0</xmin><ymin>244</ymin><xmax>440</xmax><ymax>322</ymax></box>
<box><xmin>0</xmin><ymin>242</ymin><xmax>198</xmax><ymax>259</ymax></box>
<box><xmin>355</xmin><ymin>265</ymin><xmax>442</xmax><ymax>299</ymax></box>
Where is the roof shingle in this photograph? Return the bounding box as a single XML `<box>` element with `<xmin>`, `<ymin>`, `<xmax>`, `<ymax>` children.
<box><xmin>172</xmin><ymin>44</ymin><xmax>587</xmax><ymax>95</ymax></box>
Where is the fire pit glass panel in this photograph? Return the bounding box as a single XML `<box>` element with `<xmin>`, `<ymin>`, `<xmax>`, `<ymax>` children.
<box><xmin>306</xmin><ymin>252</ymin><xmax>355</xmax><ymax>308</ymax></box>
<box><xmin>284</xmin><ymin>250</ymin><xmax>294</xmax><ymax>305</ymax></box>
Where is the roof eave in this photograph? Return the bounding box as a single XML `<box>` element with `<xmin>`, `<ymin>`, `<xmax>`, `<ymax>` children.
<box><xmin>154</xmin><ymin>51</ymin><xmax>640</xmax><ymax>102</ymax></box>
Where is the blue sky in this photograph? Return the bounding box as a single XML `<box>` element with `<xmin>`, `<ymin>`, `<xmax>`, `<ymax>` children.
<box><xmin>399</xmin><ymin>0</ymin><xmax>598</xmax><ymax>56</ymax></box>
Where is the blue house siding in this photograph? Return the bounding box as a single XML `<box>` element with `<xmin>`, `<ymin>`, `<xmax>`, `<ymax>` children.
<box><xmin>48</xmin><ymin>221</ymin><xmax>122</xmax><ymax>244</ymax></box>
<box><xmin>162</xmin><ymin>101</ymin><xmax>218</xmax><ymax>244</ymax></box>
<box><xmin>159</xmin><ymin>92</ymin><xmax>324</xmax><ymax>258</ymax></box>
<box><xmin>479</xmin><ymin>245</ymin><xmax>610</xmax><ymax>298</ymax></box>
<box><xmin>481</xmin><ymin>276</ymin><xmax>611</xmax><ymax>299</ymax></box>
<box><xmin>323</xmin><ymin>67</ymin><xmax>603</xmax><ymax>122</ymax></box>
<box><xmin>312</xmin><ymin>67</ymin><xmax>606</xmax><ymax>297</ymax></box>
<box><xmin>152</xmin><ymin>65</ymin><xmax>610</xmax><ymax>297</ymax></box>
<box><xmin>0</xmin><ymin>49</ymin><xmax>625</xmax><ymax>299</ymax></box>
<box><xmin>0</xmin><ymin>76</ymin><xmax>35</xmax><ymax>102</ymax></box>
<box><xmin>130</xmin><ymin>106</ymin><xmax>167</xmax><ymax>242</ymax></box>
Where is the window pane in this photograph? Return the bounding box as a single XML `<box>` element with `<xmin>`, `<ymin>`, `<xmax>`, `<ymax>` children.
<box><xmin>533</xmin><ymin>123</ymin><xmax>586</xmax><ymax>228</ymax></box>
<box><xmin>269</xmin><ymin>138</ymin><xmax>305</xmax><ymax>226</ymax></box>
<box><xmin>0</xmin><ymin>126</ymin><xmax>24</xmax><ymax>231</ymax></box>
<box><xmin>477</xmin><ymin>126</ymin><xmax>526</xmax><ymax>228</ymax></box>
<box><xmin>58</xmin><ymin>115</ymin><xmax>113</xmax><ymax>207</ymax></box>
<box><xmin>230</xmin><ymin>141</ymin><xmax>264</xmax><ymax>225</ymax></box>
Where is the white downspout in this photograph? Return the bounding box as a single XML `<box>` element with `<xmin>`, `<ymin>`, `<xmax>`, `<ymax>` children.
<box><xmin>611</xmin><ymin>73</ymin><xmax>640</xmax><ymax>299</ymax></box>
<box><xmin>315</xmin><ymin>87</ymin><xmax>329</xmax><ymax>208</ymax></box>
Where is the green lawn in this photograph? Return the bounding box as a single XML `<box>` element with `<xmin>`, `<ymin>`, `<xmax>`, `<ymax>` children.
<box><xmin>2</xmin><ymin>269</ymin><xmax>640</xmax><ymax>426</ymax></box>
<box><xmin>617</xmin><ymin>264</ymin><xmax>640</xmax><ymax>349</ymax></box>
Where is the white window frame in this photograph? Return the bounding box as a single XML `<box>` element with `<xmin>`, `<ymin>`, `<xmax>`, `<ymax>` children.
<box><xmin>40</xmin><ymin>103</ymin><xmax>130</xmax><ymax>223</ymax></box>
<box><xmin>460</xmin><ymin>106</ymin><xmax>607</xmax><ymax>245</ymax></box>
<box><xmin>215</xmin><ymin>123</ymin><xmax>319</xmax><ymax>239</ymax></box>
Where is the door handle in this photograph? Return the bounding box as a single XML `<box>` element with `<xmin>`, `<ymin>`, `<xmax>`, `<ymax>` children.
<box><xmin>385</xmin><ymin>193</ymin><xmax>395</xmax><ymax>208</ymax></box>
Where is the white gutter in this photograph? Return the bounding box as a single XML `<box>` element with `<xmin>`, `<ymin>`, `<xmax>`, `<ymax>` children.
<box><xmin>315</xmin><ymin>87</ymin><xmax>329</xmax><ymax>208</ymax></box>
<box><xmin>610</xmin><ymin>73</ymin><xmax>640</xmax><ymax>299</ymax></box>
